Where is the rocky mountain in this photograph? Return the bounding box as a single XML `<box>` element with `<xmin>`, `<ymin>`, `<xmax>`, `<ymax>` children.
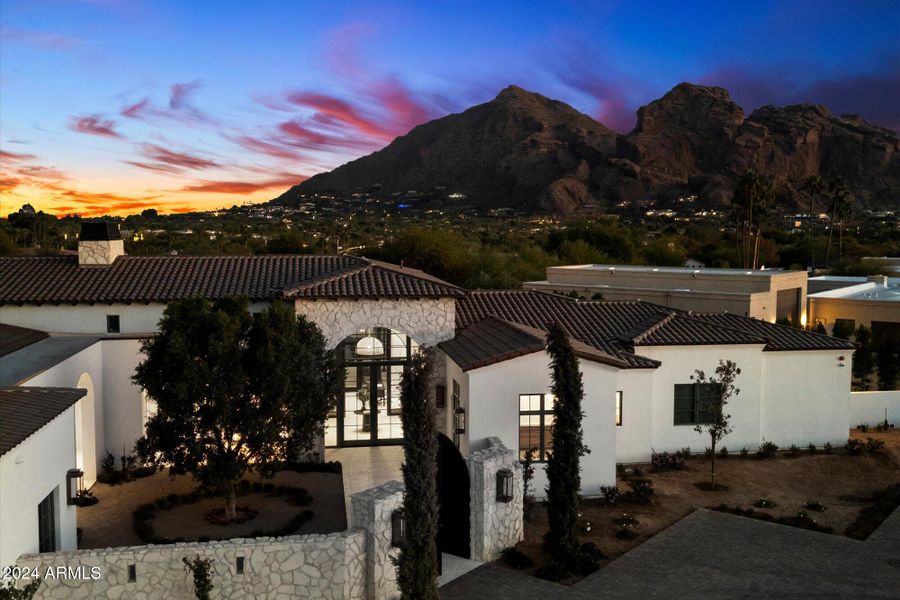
<box><xmin>272</xmin><ymin>83</ymin><xmax>900</xmax><ymax>213</ymax></box>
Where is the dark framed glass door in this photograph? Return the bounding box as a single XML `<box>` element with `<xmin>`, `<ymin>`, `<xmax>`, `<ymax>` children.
<box><xmin>38</xmin><ymin>490</ymin><xmax>57</xmax><ymax>553</ymax></box>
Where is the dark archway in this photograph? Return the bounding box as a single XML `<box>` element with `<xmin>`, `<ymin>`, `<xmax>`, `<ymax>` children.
<box><xmin>436</xmin><ymin>433</ymin><xmax>470</xmax><ymax>559</ymax></box>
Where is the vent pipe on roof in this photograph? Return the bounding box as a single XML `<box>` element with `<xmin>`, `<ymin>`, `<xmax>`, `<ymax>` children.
<box><xmin>78</xmin><ymin>222</ymin><xmax>125</xmax><ymax>266</ymax></box>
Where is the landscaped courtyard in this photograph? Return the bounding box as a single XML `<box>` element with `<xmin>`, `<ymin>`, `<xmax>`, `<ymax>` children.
<box><xmin>77</xmin><ymin>467</ymin><xmax>347</xmax><ymax>549</ymax></box>
<box><xmin>511</xmin><ymin>428</ymin><xmax>900</xmax><ymax>582</ymax></box>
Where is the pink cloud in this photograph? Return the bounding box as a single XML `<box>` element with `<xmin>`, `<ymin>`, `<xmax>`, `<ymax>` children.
<box><xmin>141</xmin><ymin>144</ymin><xmax>219</xmax><ymax>170</ymax></box>
<box><xmin>69</xmin><ymin>115</ymin><xmax>123</xmax><ymax>138</ymax></box>
<box><xmin>286</xmin><ymin>92</ymin><xmax>391</xmax><ymax>140</ymax></box>
<box><xmin>180</xmin><ymin>173</ymin><xmax>305</xmax><ymax>194</ymax></box>
<box><xmin>229</xmin><ymin>135</ymin><xmax>304</xmax><ymax>160</ymax></box>
<box><xmin>0</xmin><ymin>150</ymin><xmax>37</xmax><ymax>162</ymax></box>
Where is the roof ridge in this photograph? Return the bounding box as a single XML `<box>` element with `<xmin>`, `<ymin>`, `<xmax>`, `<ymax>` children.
<box><xmin>673</xmin><ymin>313</ymin><xmax>769</xmax><ymax>343</ymax></box>
<box><xmin>278</xmin><ymin>256</ymin><xmax>370</xmax><ymax>297</ymax></box>
<box><xmin>622</xmin><ymin>311</ymin><xmax>676</xmax><ymax>344</ymax></box>
<box><xmin>693</xmin><ymin>313</ymin><xmax>855</xmax><ymax>349</ymax></box>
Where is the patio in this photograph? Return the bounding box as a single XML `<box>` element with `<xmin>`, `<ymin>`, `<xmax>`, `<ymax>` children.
<box><xmin>326</xmin><ymin>445</ymin><xmax>404</xmax><ymax>522</ymax></box>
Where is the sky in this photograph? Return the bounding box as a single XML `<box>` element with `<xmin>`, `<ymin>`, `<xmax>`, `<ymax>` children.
<box><xmin>1</xmin><ymin>0</ymin><xmax>898</xmax><ymax>217</ymax></box>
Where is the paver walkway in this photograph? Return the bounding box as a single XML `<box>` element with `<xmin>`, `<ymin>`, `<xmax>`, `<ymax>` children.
<box><xmin>440</xmin><ymin>507</ymin><xmax>900</xmax><ymax>599</ymax></box>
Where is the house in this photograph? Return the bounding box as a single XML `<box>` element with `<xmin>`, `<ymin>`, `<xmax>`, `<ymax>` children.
<box><xmin>0</xmin><ymin>223</ymin><xmax>855</xmax><ymax>559</ymax></box>
<box><xmin>807</xmin><ymin>275</ymin><xmax>900</xmax><ymax>341</ymax></box>
<box><xmin>525</xmin><ymin>264</ymin><xmax>809</xmax><ymax>325</ymax></box>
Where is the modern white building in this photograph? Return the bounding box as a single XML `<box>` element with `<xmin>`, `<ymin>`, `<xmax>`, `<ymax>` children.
<box><xmin>0</xmin><ymin>223</ymin><xmax>855</xmax><ymax>563</ymax></box>
<box><xmin>808</xmin><ymin>275</ymin><xmax>900</xmax><ymax>339</ymax></box>
<box><xmin>525</xmin><ymin>264</ymin><xmax>809</xmax><ymax>325</ymax></box>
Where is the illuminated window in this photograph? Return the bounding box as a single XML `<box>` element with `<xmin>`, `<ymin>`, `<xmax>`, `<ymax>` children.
<box><xmin>518</xmin><ymin>394</ymin><xmax>555</xmax><ymax>462</ymax></box>
<box><xmin>615</xmin><ymin>391</ymin><xmax>623</xmax><ymax>426</ymax></box>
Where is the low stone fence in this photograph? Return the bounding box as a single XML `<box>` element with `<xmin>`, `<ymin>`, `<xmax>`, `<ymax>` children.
<box><xmin>850</xmin><ymin>390</ymin><xmax>900</xmax><ymax>428</ymax></box>
<box><xmin>468</xmin><ymin>437</ymin><xmax>524</xmax><ymax>561</ymax></box>
<box><xmin>16</xmin><ymin>530</ymin><xmax>365</xmax><ymax>600</ymax></box>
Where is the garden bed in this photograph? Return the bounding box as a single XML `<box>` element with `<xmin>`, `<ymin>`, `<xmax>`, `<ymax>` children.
<box><xmin>508</xmin><ymin>429</ymin><xmax>900</xmax><ymax>584</ymax></box>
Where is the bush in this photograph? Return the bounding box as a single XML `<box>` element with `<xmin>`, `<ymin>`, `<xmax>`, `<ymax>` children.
<box><xmin>613</xmin><ymin>513</ymin><xmax>639</xmax><ymax>527</ymax></box>
<box><xmin>676</xmin><ymin>447</ymin><xmax>692</xmax><ymax>460</ymax></box>
<box><xmin>865</xmin><ymin>438</ymin><xmax>885</xmax><ymax>453</ymax></box>
<box><xmin>500</xmin><ymin>547</ymin><xmax>533</xmax><ymax>569</ymax></box>
<box><xmin>614</xmin><ymin>527</ymin><xmax>639</xmax><ymax>540</ymax></box>
<box><xmin>597</xmin><ymin>486</ymin><xmax>621</xmax><ymax>506</ymax></box>
<box><xmin>73</xmin><ymin>489</ymin><xmax>99</xmax><ymax>507</ymax></box>
<box><xmin>623</xmin><ymin>478</ymin><xmax>654</xmax><ymax>504</ymax></box>
<box><xmin>740</xmin><ymin>447</ymin><xmax>749</xmax><ymax>457</ymax></box>
<box><xmin>823</xmin><ymin>442</ymin><xmax>833</xmax><ymax>454</ymax></box>
<box><xmin>534</xmin><ymin>561</ymin><xmax>569</xmax><ymax>582</ymax></box>
<box><xmin>704</xmin><ymin>447</ymin><xmax>714</xmax><ymax>460</ymax></box>
<box><xmin>651</xmin><ymin>451</ymin><xmax>685</xmax><ymax>471</ymax></box>
<box><xmin>753</xmin><ymin>498</ymin><xmax>777</xmax><ymax>509</ymax></box>
<box><xmin>718</xmin><ymin>447</ymin><xmax>729</xmax><ymax>459</ymax></box>
<box><xmin>845</xmin><ymin>438</ymin><xmax>866</xmax><ymax>455</ymax></box>
<box><xmin>873</xmin><ymin>419</ymin><xmax>893</xmax><ymax>432</ymax></box>
<box><xmin>857</xmin><ymin>423</ymin><xmax>869</xmax><ymax>433</ymax></box>
<box><xmin>570</xmin><ymin>542</ymin><xmax>605</xmax><ymax>576</ymax></box>
<box><xmin>804</xmin><ymin>500</ymin><xmax>826</xmax><ymax>512</ymax></box>
<box><xmin>756</xmin><ymin>441</ymin><xmax>779</xmax><ymax>458</ymax></box>
<box><xmin>807</xmin><ymin>443</ymin><xmax>817</xmax><ymax>454</ymax></box>
<box><xmin>787</xmin><ymin>444</ymin><xmax>801</xmax><ymax>458</ymax></box>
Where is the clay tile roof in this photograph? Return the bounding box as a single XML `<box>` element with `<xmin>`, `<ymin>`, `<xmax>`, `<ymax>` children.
<box><xmin>0</xmin><ymin>387</ymin><xmax>86</xmax><ymax>456</ymax></box>
<box><xmin>628</xmin><ymin>313</ymin><xmax>768</xmax><ymax>347</ymax></box>
<box><xmin>0</xmin><ymin>323</ymin><xmax>49</xmax><ymax>357</ymax></box>
<box><xmin>0</xmin><ymin>255</ymin><xmax>462</xmax><ymax>305</ymax></box>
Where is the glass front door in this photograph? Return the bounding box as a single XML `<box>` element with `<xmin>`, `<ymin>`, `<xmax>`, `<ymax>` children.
<box><xmin>333</xmin><ymin>327</ymin><xmax>416</xmax><ymax>446</ymax></box>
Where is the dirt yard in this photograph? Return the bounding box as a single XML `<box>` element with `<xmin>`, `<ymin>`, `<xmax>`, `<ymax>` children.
<box><xmin>78</xmin><ymin>469</ymin><xmax>346</xmax><ymax>549</ymax></box>
<box><xmin>516</xmin><ymin>429</ymin><xmax>900</xmax><ymax>579</ymax></box>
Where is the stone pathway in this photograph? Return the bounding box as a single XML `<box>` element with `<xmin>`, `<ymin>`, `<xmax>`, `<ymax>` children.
<box><xmin>326</xmin><ymin>445</ymin><xmax>404</xmax><ymax>522</ymax></box>
<box><xmin>440</xmin><ymin>507</ymin><xmax>900</xmax><ymax>600</ymax></box>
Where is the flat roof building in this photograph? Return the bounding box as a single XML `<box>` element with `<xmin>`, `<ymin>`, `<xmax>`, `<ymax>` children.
<box><xmin>525</xmin><ymin>264</ymin><xmax>808</xmax><ymax>325</ymax></box>
<box><xmin>808</xmin><ymin>275</ymin><xmax>900</xmax><ymax>340</ymax></box>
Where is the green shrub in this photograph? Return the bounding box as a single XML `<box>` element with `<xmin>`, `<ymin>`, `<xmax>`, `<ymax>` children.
<box><xmin>597</xmin><ymin>486</ymin><xmax>621</xmax><ymax>506</ymax></box>
<box><xmin>804</xmin><ymin>500</ymin><xmax>826</xmax><ymax>512</ymax></box>
<box><xmin>534</xmin><ymin>561</ymin><xmax>569</xmax><ymax>582</ymax></box>
<box><xmin>845</xmin><ymin>438</ymin><xmax>865</xmax><ymax>455</ymax></box>
<box><xmin>756</xmin><ymin>441</ymin><xmax>779</xmax><ymax>458</ymax></box>
<box><xmin>753</xmin><ymin>498</ymin><xmax>777</xmax><ymax>509</ymax></box>
<box><xmin>623</xmin><ymin>478</ymin><xmax>654</xmax><ymax>504</ymax></box>
<box><xmin>570</xmin><ymin>542</ymin><xmax>605</xmax><ymax>576</ymax></box>
<box><xmin>718</xmin><ymin>447</ymin><xmax>729</xmax><ymax>459</ymax></box>
<box><xmin>651</xmin><ymin>451</ymin><xmax>685</xmax><ymax>471</ymax></box>
<box><xmin>787</xmin><ymin>444</ymin><xmax>801</xmax><ymax>457</ymax></box>
<box><xmin>676</xmin><ymin>447</ymin><xmax>692</xmax><ymax>460</ymax></box>
<box><xmin>857</xmin><ymin>423</ymin><xmax>869</xmax><ymax>433</ymax></box>
<box><xmin>740</xmin><ymin>447</ymin><xmax>749</xmax><ymax>457</ymax></box>
<box><xmin>807</xmin><ymin>443</ymin><xmax>817</xmax><ymax>454</ymax></box>
<box><xmin>865</xmin><ymin>438</ymin><xmax>885</xmax><ymax>453</ymax></box>
<box><xmin>500</xmin><ymin>547</ymin><xmax>533</xmax><ymax>569</ymax></box>
<box><xmin>823</xmin><ymin>442</ymin><xmax>833</xmax><ymax>454</ymax></box>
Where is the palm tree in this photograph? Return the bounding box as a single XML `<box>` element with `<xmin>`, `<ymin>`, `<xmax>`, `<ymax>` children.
<box><xmin>826</xmin><ymin>178</ymin><xmax>853</xmax><ymax>265</ymax></box>
<box><xmin>732</xmin><ymin>173</ymin><xmax>775</xmax><ymax>269</ymax></box>
<box><xmin>800</xmin><ymin>176</ymin><xmax>826</xmax><ymax>269</ymax></box>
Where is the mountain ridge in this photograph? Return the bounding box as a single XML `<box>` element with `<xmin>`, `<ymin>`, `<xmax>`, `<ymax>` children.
<box><xmin>272</xmin><ymin>83</ymin><xmax>900</xmax><ymax>212</ymax></box>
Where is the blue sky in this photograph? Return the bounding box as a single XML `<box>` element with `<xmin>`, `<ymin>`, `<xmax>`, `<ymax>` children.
<box><xmin>1</xmin><ymin>0</ymin><xmax>898</xmax><ymax>215</ymax></box>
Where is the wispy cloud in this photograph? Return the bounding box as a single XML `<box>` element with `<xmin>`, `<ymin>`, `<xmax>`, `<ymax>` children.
<box><xmin>141</xmin><ymin>143</ymin><xmax>219</xmax><ymax>170</ymax></box>
<box><xmin>0</xmin><ymin>27</ymin><xmax>82</xmax><ymax>50</ymax></box>
<box><xmin>69</xmin><ymin>115</ymin><xmax>123</xmax><ymax>138</ymax></box>
<box><xmin>180</xmin><ymin>173</ymin><xmax>305</xmax><ymax>194</ymax></box>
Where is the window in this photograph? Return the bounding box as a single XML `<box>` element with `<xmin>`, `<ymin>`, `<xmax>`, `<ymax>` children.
<box><xmin>106</xmin><ymin>314</ymin><xmax>120</xmax><ymax>334</ymax></box>
<box><xmin>673</xmin><ymin>383</ymin><xmax>715</xmax><ymax>425</ymax></box>
<box><xmin>519</xmin><ymin>394</ymin><xmax>555</xmax><ymax>461</ymax></box>
<box><xmin>452</xmin><ymin>380</ymin><xmax>464</xmax><ymax>447</ymax></box>
<box><xmin>615</xmin><ymin>391</ymin><xmax>623</xmax><ymax>426</ymax></box>
<box><xmin>38</xmin><ymin>490</ymin><xmax>57</xmax><ymax>553</ymax></box>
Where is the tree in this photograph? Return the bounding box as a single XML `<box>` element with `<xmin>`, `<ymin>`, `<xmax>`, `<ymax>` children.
<box><xmin>853</xmin><ymin>325</ymin><xmax>874</xmax><ymax>390</ymax></box>
<box><xmin>876</xmin><ymin>337</ymin><xmax>898</xmax><ymax>391</ymax></box>
<box><xmin>134</xmin><ymin>297</ymin><xmax>340</xmax><ymax>519</ymax></box>
<box><xmin>732</xmin><ymin>173</ymin><xmax>775</xmax><ymax>269</ymax></box>
<box><xmin>544</xmin><ymin>322</ymin><xmax>589</xmax><ymax>564</ymax></box>
<box><xmin>395</xmin><ymin>348</ymin><xmax>439</xmax><ymax>600</ymax></box>
<box><xmin>141</xmin><ymin>208</ymin><xmax>159</xmax><ymax>219</ymax></box>
<box><xmin>825</xmin><ymin>178</ymin><xmax>853</xmax><ymax>267</ymax></box>
<box><xmin>800</xmin><ymin>176</ymin><xmax>827</xmax><ymax>268</ymax></box>
<box><xmin>692</xmin><ymin>360</ymin><xmax>740</xmax><ymax>489</ymax></box>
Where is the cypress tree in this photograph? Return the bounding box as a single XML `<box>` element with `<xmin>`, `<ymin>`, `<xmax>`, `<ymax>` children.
<box><xmin>395</xmin><ymin>348</ymin><xmax>439</xmax><ymax>600</ymax></box>
<box><xmin>543</xmin><ymin>322</ymin><xmax>589</xmax><ymax>564</ymax></box>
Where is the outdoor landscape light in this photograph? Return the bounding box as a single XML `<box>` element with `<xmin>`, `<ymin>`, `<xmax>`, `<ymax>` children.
<box><xmin>66</xmin><ymin>468</ymin><xmax>84</xmax><ymax>506</ymax></box>
<box><xmin>496</xmin><ymin>469</ymin><xmax>514</xmax><ymax>503</ymax></box>
<box><xmin>356</xmin><ymin>335</ymin><xmax>385</xmax><ymax>357</ymax></box>
<box><xmin>391</xmin><ymin>509</ymin><xmax>406</xmax><ymax>547</ymax></box>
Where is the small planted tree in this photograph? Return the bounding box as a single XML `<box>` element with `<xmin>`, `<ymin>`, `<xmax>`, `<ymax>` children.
<box><xmin>544</xmin><ymin>322</ymin><xmax>589</xmax><ymax>565</ymax></box>
<box><xmin>692</xmin><ymin>360</ymin><xmax>741</xmax><ymax>490</ymax></box>
<box><xmin>395</xmin><ymin>348</ymin><xmax>439</xmax><ymax>600</ymax></box>
<box><xmin>134</xmin><ymin>297</ymin><xmax>340</xmax><ymax>519</ymax></box>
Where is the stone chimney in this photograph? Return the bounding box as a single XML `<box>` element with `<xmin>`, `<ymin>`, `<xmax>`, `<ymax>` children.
<box><xmin>78</xmin><ymin>222</ymin><xmax>125</xmax><ymax>266</ymax></box>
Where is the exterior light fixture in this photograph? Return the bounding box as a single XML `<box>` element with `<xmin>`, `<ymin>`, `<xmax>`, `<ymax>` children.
<box><xmin>66</xmin><ymin>468</ymin><xmax>84</xmax><ymax>506</ymax></box>
<box><xmin>496</xmin><ymin>469</ymin><xmax>514</xmax><ymax>503</ymax></box>
<box><xmin>356</xmin><ymin>335</ymin><xmax>384</xmax><ymax>357</ymax></box>
<box><xmin>454</xmin><ymin>406</ymin><xmax>466</xmax><ymax>436</ymax></box>
<box><xmin>391</xmin><ymin>509</ymin><xmax>406</xmax><ymax>548</ymax></box>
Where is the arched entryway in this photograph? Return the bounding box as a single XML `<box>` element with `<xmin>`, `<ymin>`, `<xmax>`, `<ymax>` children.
<box><xmin>327</xmin><ymin>327</ymin><xmax>418</xmax><ymax>447</ymax></box>
<box><xmin>75</xmin><ymin>372</ymin><xmax>98</xmax><ymax>486</ymax></box>
<box><xmin>437</xmin><ymin>433</ymin><xmax>471</xmax><ymax>559</ymax></box>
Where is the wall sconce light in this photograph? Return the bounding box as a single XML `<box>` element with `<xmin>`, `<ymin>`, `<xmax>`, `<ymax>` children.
<box><xmin>66</xmin><ymin>468</ymin><xmax>84</xmax><ymax>506</ymax></box>
<box><xmin>454</xmin><ymin>407</ymin><xmax>466</xmax><ymax>434</ymax></box>
<box><xmin>496</xmin><ymin>469</ymin><xmax>514</xmax><ymax>503</ymax></box>
<box><xmin>391</xmin><ymin>509</ymin><xmax>406</xmax><ymax>548</ymax></box>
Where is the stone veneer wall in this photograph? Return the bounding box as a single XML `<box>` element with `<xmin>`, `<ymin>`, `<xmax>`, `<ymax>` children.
<box><xmin>467</xmin><ymin>437</ymin><xmax>524</xmax><ymax>561</ymax></box>
<box><xmin>16</xmin><ymin>531</ymin><xmax>365</xmax><ymax>600</ymax></box>
<box><xmin>349</xmin><ymin>480</ymin><xmax>404</xmax><ymax>600</ymax></box>
<box><xmin>294</xmin><ymin>298</ymin><xmax>456</xmax><ymax>348</ymax></box>
<box><xmin>78</xmin><ymin>240</ymin><xmax>125</xmax><ymax>265</ymax></box>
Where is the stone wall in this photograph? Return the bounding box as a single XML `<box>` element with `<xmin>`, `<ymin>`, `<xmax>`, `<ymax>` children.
<box><xmin>78</xmin><ymin>240</ymin><xmax>125</xmax><ymax>265</ymax></box>
<box><xmin>350</xmin><ymin>480</ymin><xmax>403</xmax><ymax>600</ymax></box>
<box><xmin>16</xmin><ymin>530</ymin><xmax>365</xmax><ymax>600</ymax></box>
<box><xmin>467</xmin><ymin>437</ymin><xmax>524</xmax><ymax>561</ymax></box>
<box><xmin>294</xmin><ymin>298</ymin><xmax>456</xmax><ymax>348</ymax></box>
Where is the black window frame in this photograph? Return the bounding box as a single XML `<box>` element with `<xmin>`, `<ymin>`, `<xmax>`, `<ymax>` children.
<box><xmin>38</xmin><ymin>490</ymin><xmax>57</xmax><ymax>553</ymax></box>
<box><xmin>673</xmin><ymin>383</ymin><xmax>715</xmax><ymax>425</ymax></box>
<box><xmin>519</xmin><ymin>393</ymin><xmax>555</xmax><ymax>462</ymax></box>
<box><xmin>106</xmin><ymin>314</ymin><xmax>120</xmax><ymax>334</ymax></box>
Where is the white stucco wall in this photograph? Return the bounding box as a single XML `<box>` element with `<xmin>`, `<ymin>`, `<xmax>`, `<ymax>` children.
<box><xmin>637</xmin><ymin>344</ymin><xmax>766</xmax><ymax>455</ymax></box>
<box><xmin>22</xmin><ymin>343</ymin><xmax>105</xmax><ymax>487</ymax></box>
<box><xmin>443</xmin><ymin>355</ymin><xmax>469</xmax><ymax>455</ymax></box>
<box><xmin>850</xmin><ymin>391</ymin><xmax>900</xmax><ymax>427</ymax></box>
<box><xmin>0</xmin><ymin>407</ymin><xmax>78</xmax><ymax>567</ymax></box>
<box><xmin>762</xmin><ymin>350</ymin><xmax>851</xmax><ymax>447</ymax></box>
<box><xmin>100</xmin><ymin>339</ymin><xmax>147</xmax><ymax>461</ymax></box>
<box><xmin>464</xmin><ymin>351</ymin><xmax>618</xmax><ymax>498</ymax></box>
<box><xmin>613</xmin><ymin>368</ymin><xmax>656</xmax><ymax>463</ymax></box>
